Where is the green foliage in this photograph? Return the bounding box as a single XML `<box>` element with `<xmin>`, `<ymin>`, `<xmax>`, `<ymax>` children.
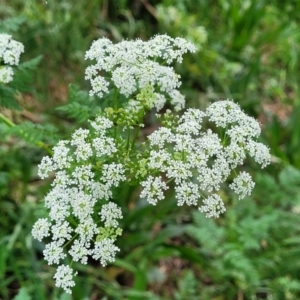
<box><xmin>0</xmin><ymin>84</ymin><xmax>20</xmax><ymax>109</ymax></box>
<box><xmin>12</xmin><ymin>56</ymin><xmax>43</xmax><ymax>92</ymax></box>
<box><xmin>174</xmin><ymin>270</ymin><xmax>198</xmax><ymax>300</ymax></box>
<box><xmin>0</xmin><ymin>56</ymin><xmax>42</xmax><ymax>109</ymax></box>
<box><xmin>264</xmin><ymin>105</ymin><xmax>300</xmax><ymax>168</ymax></box>
<box><xmin>184</xmin><ymin>165</ymin><xmax>300</xmax><ymax>299</ymax></box>
<box><xmin>1</xmin><ymin>0</ymin><xmax>300</xmax><ymax>299</ymax></box>
<box><xmin>0</xmin><ymin>16</ymin><xmax>26</xmax><ymax>32</ymax></box>
<box><xmin>156</xmin><ymin>0</ymin><xmax>300</xmax><ymax>113</ymax></box>
<box><xmin>13</xmin><ymin>288</ymin><xmax>31</xmax><ymax>300</ymax></box>
<box><xmin>10</xmin><ymin>121</ymin><xmax>57</xmax><ymax>146</ymax></box>
<box><xmin>55</xmin><ymin>84</ymin><xmax>99</xmax><ymax>123</ymax></box>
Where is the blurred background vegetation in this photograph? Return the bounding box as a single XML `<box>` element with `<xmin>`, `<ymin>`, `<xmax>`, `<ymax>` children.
<box><xmin>1</xmin><ymin>0</ymin><xmax>300</xmax><ymax>299</ymax></box>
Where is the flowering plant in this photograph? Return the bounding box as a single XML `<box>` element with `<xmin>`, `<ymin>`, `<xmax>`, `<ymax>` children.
<box><xmin>0</xmin><ymin>31</ymin><xmax>42</xmax><ymax>111</ymax></box>
<box><xmin>0</xmin><ymin>33</ymin><xmax>24</xmax><ymax>84</ymax></box>
<box><xmin>32</xmin><ymin>34</ymin><xmax>271</xmax><ymax>293</ymax></box>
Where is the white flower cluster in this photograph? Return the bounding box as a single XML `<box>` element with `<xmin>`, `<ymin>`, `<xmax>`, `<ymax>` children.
<box><xmin>85</xmin><ymin>34</ymin><xmax>196</xmax><ymax>111</ymax></box>
<box><xmin>141</xmin><ymin>100</ymin><xmax>271</xmax><ymax>218</ymax></box>
<box><xmin>34</xmin><ymin>100</ymin><xmax>271</xmax><ymax>293</ymax></box>
<box><xmin>32</xmin><ymin>116</ymin><xmax>124</xmax><ymax>294</ymax></box>
<box><xmin>0</xmin><ymin>33</ymin><xmax>24</xmax><ymax>83</ymax></box>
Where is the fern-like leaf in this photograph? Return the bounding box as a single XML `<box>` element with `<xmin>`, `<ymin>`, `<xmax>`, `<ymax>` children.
<box><xmin>0</xmin><ymin>85</ymin><xmax>20</xmax><ymax>110</ymax></box>
<box><xmin>10</xmin><ymin>121</ymin><xmax>58</xmax><ymax>146</ymax></box>
<box><xmin>56</xmin><ymin>84</ymin><xmax>99</xmax><ymax>123</ymax></box>
<box><xmin>12</xmin><ymin>56</ymin><xmax>43</xmax><ymax>92</ymax></box>
<box><xmin>0</xmin><ymin>17</ymin><xmax>26</xmax><ymax>32</ymax></box>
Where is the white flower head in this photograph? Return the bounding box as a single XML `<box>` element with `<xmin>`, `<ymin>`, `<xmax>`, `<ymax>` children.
<box><xmin>53</xmin><ymin>265</ymin><xmax>77</xmax><ymax>294</ymax></box>
<box><xmin>224</xmin><ymin>143</ymin><xmax>247</xmax><ymax>168</ymax></box>
<box><xmin>196</xmin><ymin>129</ymin><xmax>223</xmax><ymax>157</ymax></box>
<box><xmin>205</xmin><ymin>100</ymin><xmax>242</xmax><ymax>127</ymax></box>
<box><xmin>148</xmin><ymin>127</ymin><xmax>174</xmax><ymax>148</ymax></box>
<box><xmin>92</xmin><ymin>238</ymin><xmax>120</xmax><ymax>266</ymax></box>
<box><xmin>175</xmin><ymin>181</ymin><xmax>200</xmax><ymax>206</ymax></box>
<box><xmin>89</xmin><ymin>76</ymin><xmax>109</xmax><ymax>97</ymax></box>
<box><xmin>52</xmin><ymin>170</ymin><xmax>73</xmax><ymax>188</ymax></box>
<box><xmin>72</xmin><ymin>165</ymin><xmax>94</xmax><ymax>187</ymax></box>
<box><xmin>99</xmin><ymin>202</ymin><xmax>123</xmax><ymax>228</ymax></box>
<box><xmin>229</xmin><ymin>171</ymin><xmax>255</xmax><ymax>200</ymax></box>
<box><xmin>32</xmin><ymin>218</ymin><xmax>51</xmax><ymax>241</ymax></box>
<box><xmin>0</xmin><ymin>34</ymin><xmax>24</xmax><ymax>83</ymax></box>
<box><xmin>197</xmin><ymin>167</ymin><xmax>223</xmax><ymax>192</ymax></box>
<box><xmin>177</xmin><ymin>108</ymin><xmax>206</xmax><ymax>135</ymax></box>
<box><xmin>142</xmin><ymin>100</ymin><xmax>270</xmax><ymax>218</ymax></box>
<box><xmin>90</xmin><ymin>182</ymin><xmax>112</xmax><ymax>201</ymax></box>
<box><xmin>0</xmin><ymin>33</ymin><xmax>24</xmax><ymax>66</ymax></box>
<box><xmin>71</xmin><ymin>189</ymin><xmax>96</xmax><ymax>220</ymax></box>
<box><xmin>199</xmin><ymin>194</ymin><xmax>226</xmax><ymax>218</ymax></box>
<box><xmin>246</xmin><ymin>140</ymin><xmax>271</xmax><ymax>168</ymax></box>
<box><xmin>43</xmin><ymin>239</ymin><xmax>66</xmax><ymax>265</ymax></box>
<box><xmin>93</xmin><ymin>136</ymin><xmax>117</xmax><ymax>157</ymax></box>
<box><xmin>52</xmin><ymin>140</ymin><xmax>73</xmax><ymax>170</ymax></box>
<box><xmin>75</xmin><ymin>217</ymin><xmax>99</xmax><ymax>242</ymax></box>
<box><xmin>38</xmin><ymin>156</ymin><xmax>55</xmax><ymax>179</ymax></box>
<box><xmin>0</xmin><ymin>66</ymin><xmax>14</xmax><ymax>83</ymax></box>
<box><xmin>102</xmin><ymin>163</ymin><xmax>126</xmax><ymax>187</ymax></box>
<box><xmin>85</xmin><ymin>34</ymin><xmax>196</xmax><ymax>111</ymax></box>
<box><xmin>140</xmin><ymin>176</ymin><xmax>169</xmax><ymax>205</ymax></box>
<box><xmin>153</xmin><ymin>93</ymin><xmax>167</xmax><ymax>111</ymax></box>
<box><xmin>148</xmin><ymin>149</ymin><xmax>171</xmax><ymax>171</ymax></box>
<box><xmin>69</xmin><ymin>239</ymin><xmax>91</xmax><ymax>264</ymax></box>
<box><xmin>51</xmin><ymin>221</ymin><xmax>73</xmax><ymax>241</ymax></box>
<box><xmin>90</xmin><ymin>116</ymin><xmax>114</xmax><ymax>132</ymax></box>
<box><xmin>169</xmin><ymin>89</ymin><xmax>185</xmax><ymax>111</ymax></box>
<box><xmin>166</xmin><ymin>160</ymin><xmax>192</xmax><ymax>184</ymax></box>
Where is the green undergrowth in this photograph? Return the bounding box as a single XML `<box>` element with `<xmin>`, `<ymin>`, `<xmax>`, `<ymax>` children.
<box><xmin>1</xmin><ymin>1</ymin><xmax>300</xmax><ymax>299</ymax></box>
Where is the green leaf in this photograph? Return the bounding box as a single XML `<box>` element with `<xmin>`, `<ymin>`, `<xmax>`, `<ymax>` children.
<box><xmin>132</xmin><ymin>261</ymin><xmax>148</xmax><ymax>292</ymax></box>
<box><xmin>10</xmin><ymin>121</ymin><xmax>57</xmax><ymax>146</ymax></box>
<box><xmin>150</xmin><ymin>225</ymin><xmax>187</xmax><ymax>245</ymax></box>
<box><xmin>18</xmin><ymin>56</ymin><xmax>43</xmax><ymax>71</ymax></box>
<box><xmin>12</xmin><ymin>56</ymin><xmax>43</xmax><ymax>92</ymax></box>
<box><xmin>13</xmin><ymin>287</ymin><xmax>31</xmax><ymax>300</ymax></box>
<box><xmin>123</xmin><ymin>205</ymin><xmax>154</xmax><ymax>228</ymax></box>
<box><xmin>54</xmin><ymin>292</ymin><xmax>72</xmax><ymax>300</ymax></box>
<box><xmin>0</xmin><ymin>85</ymin><xmax>20</xmax><ymax>110</ymax></box>
<box><xmin>166</xmin><ymin>245</ymin><xmax>204</xmax><ymax>265</ymax></box>
<box><xmin>186</xmin><ymin>211</ymin><xmax>225</xmax><ymax>252</ymax></box>
<box><xmin>0</xmin><ymin>243</ymin><xmax>8</xmax><ymax>279</ymax></box>
<box><xmin>113</xmin><ymin>258</ymin><xmax>137</xmax><ymax>273</ymax></box>
<box><xmin>279</xmin><ymin>165</ymin><xmax>300</xmax><ymax>188</ymax></box>
<box><xmin>0</xmin><ymin>17</ymin><xmax>26</xmax><ymax>32</ymax></box>
<box><xmin>175</xmin><ymin>270</ymin><xmax>198</xmax><ymax>300</ymax></box>
<box><xmin>56</xmin><ymin>101</ymin><xmax>92</xmax><ymax>123</ymax></box>
<box><xmin>56</xmin><ymin>84</ymin><xmax>98</xmax><ymax>122</ymax></box>
<box><xmin>124</xmin><ymin>290</ymin><xmax>159</xmax><ymax>299</ymax></box>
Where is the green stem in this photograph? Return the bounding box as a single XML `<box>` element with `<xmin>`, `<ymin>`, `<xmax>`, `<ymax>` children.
<box><xmin>129</xmin><ymin>108</ymin><xmax>145</xmax><ymax>151</ymax></box>
<box><xmin>0</xmin><ymin>112</ymin><xmax>14</xmax><ymax>127</ymax></box>
<box><xmin>126</xmin><ymin>128</ymin><xmax>131</xmax><ymax>152</ymax></box>
<box><xmin>0</xmin><ymin>112</ymin><xmax>52</xmax><ymax>155</ymax></box>
<box><xmin>113</xmin><ymin>88</ymin><xmax>119</xmax><ymax>139</ymax></box>
<box><xmin>63</xmin><ymin>233</ymin><xmax>78</xmax><ymax>248</ymax></box>
<box><xmin>166</xmin><ymin>177</ymin><xmax>174</xmax><ymax>184</ymax></box>
<box><xmin>114</xmin><ymin>87</ymin><xmax>119</xmax><ymax>110</ymax></box>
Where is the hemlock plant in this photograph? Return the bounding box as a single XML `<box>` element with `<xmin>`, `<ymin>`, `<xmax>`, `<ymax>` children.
<box><xmin>0</xmin><ymin>33</ymin><xmax>24</xmax><ymax>84</ymax></box>
<box><xmin>31</xmin><ymin>34</ymin><xmax>271</xmax><ymax>293</ymax></box>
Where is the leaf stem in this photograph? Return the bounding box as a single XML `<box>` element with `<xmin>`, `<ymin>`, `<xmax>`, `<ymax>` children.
<box><xmin>0</xmin><ymin>112</ymin><xmax>15</xmax><ymax>127</ymax></box>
